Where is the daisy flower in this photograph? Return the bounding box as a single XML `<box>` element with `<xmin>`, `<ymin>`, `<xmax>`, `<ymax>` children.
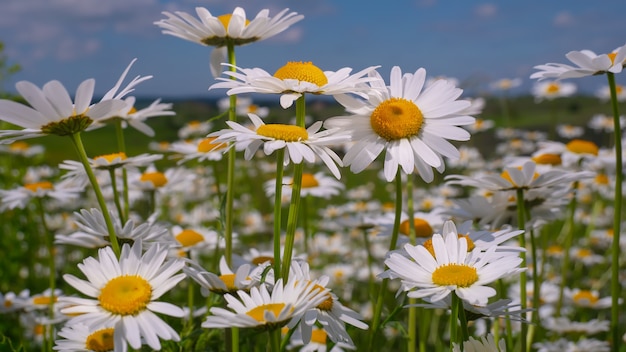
<box><xmin>209</xmin><ymin>113</ymin><xmax>347</xmax><ymax>178</ymax></box>
<box><xmin>556</xmin><ymin>124</ymin><xmax>584</xmax><ymax>139</ymax></box>
<box><xmin>325</xmin><ymin>66</ymin><xmax>475</xmax><ymax>182</ymax></box>
<box><xmin>564</xmin><ymin>288</ymin><xmax>613</xmax><ymax>309</ymax></box>
<box><xmin>168</xmin><ymin>137</ymin><xmax>227</xmax><ymax>164</ymax></box>
<box><xmin>0</xmin><ymin>79</ymin><xmax>125</xmax><ymax>143</ymax></box>
<box><xmin>132</xmin><ymin>165</ymin><xmax>196</xmax><ymax>193</ymax></box>
<box><xmin>531</xmin><ymin>81</ymin><xmax>577</xmax><ymax>102</ymax></box>
<box><xmin>0</xmin><ymin>178</ymin><xmax>83</xmax><ymax>211</ymax></box>
<box><xmin>382</xmin><ymin>220</ymin><xmax>524</xmax><ymax>306</ymax></box>
<box><xmin>202</xmin><ymin>278</ymin><xmax>328</xmax><ymax>332</ymax></box>
<box><xmin>264</xmin><ymin>172</ymin><xmax>345</xmax><ymax>199</ymax></box>
<box><xmin>596</xmin><ymin>83</ymin><xmax>626</xmax><ymax>102</ymax></box>
<box><xmin>531</xmin><ymin>43</ymin><xmax>626</xmax><ymax>80</ymax></box>
<box><xmin>59</xmin><ymin>240</ymin><xmax>186</xmax><ymax>351</ymax></box>
<box><xmin>218</xmin><ymin>96</ymin><xmax>270</xmax><ymax>118</ymax></box>
<box><xmin>490</xmin><ymin>78</ymin><xmax>522</xmax><ymax>92</ymax></box>
<box><xmin>170</xmin><ymin>225</ymin><xmax>222</xmax><ymax>255</ymax></box>
<box><xmin>0</xmin><ymin>140</ymin><xmax>44</xmax><ymax>157</ymax></box>
<box><xmin>54</xmin><ymin>208</ymin><xmax>172</xmax><ymax>249</ymax></box>
<box><xmin>184</xmin><ymin>255</ymin><xmax>256</xmax><ymax>295</ymax></box>
<box><xmin>92</xmin><ymin>96</ymin><xmax>175</xmax><ymax>137</ymax></box>
<box><xmin>155</xmin><ymin>7</ymin><xmax>304</xmax><ymax>77</ymax></box>
<box><xmin>177</xmin><ymin>120</ymin><xmax>212</xmax><ymax>139</ymax></box>
<box><xmin>210</xmin><ymin>61</ymin><xmax>379</xmax><ymax>108</ymax></box>
<box><xmin>54</xmin><ymin>323</ymin><xmax>120</xmax><ymax>352</ymax></box>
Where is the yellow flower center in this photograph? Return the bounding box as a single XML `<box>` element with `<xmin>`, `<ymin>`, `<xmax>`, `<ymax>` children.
<box><xmin>273</xmin><ymin>61</ymin><xmax>329</xmax><ymax>87</ymax></box>
<box><xmin>500</xmin><ymin>167</ymin><xmax>539</xmax><ymax>186</ymax></box>
<box><xmin>246</xmin><ymin>303</ymin><xmax>286</xmax><ymax>323</ymax></box>
<box><xmin>399</xmin><ymin>218</ymin><xmax>433</xmax><ymax>238</ymax></box>
<box><xmin>311</xmin><ymin>329</ymin><xmax>327</xmax><ymax>344</ymax></box>
<box><xmin>248</xmin><ymin>104</ymin><xmax>258</xmax><ymax>113</ymax></box>
<box><xmin>311</xmin><ymin>284</ymin><xmax>333</xmax><ymax>311</ymax></box>
<box><xmin>251</xmin><ymin>256</ymin><xmax>274</xmax><ymax>265</ymax></box>
<box><xmin>617</xmin><ymin>85</ymin><xmax>623</xmax><ymax>94</ymax></box>
<box><xmin>175</xmin><ymin>229</ymin><xmax>204</xmax><ymax>247</ymax></box>
<box><xmin>24</xmin><ymin>181</ymin><xmax>54</xmax><ymax>192</ymax></box>
<box><xmin>499</xmin><ymin>79</ymin><xmax>513</xmax><ymax>89</ymax></box>
<box><xmin>217</xmin><ymin>14</ymin><xmax>250</xmax><ymax>29</ymax></box>
<box><xmin>431</xmin><ymin>264</ymin><xmax>478</xmax><ymax>287</ymax></box>
<box><xmin>197</xmin><ymin>137</ymin><xmax>227</xmax><ymax>153</ymax></box>
<box><xmin>595</xmin><ymin>173</ymin><xmax>609</xmax><ymax>185</ymax></box>
<box><xmin>9</xmin><ymin>141</ymin><xmax>29</xmax><ymax>151</ymax></box>
<box><xmin>219</xmin><ymin>274</ymin><xmax>237</xmax><ymax>291</ymax></box>
<box><xmin>256</xmin><ymin>124</ymin><xmax>308</xmax><ymax>142</ymax></box>
<box><xmin>575</xmin><ymin>248</ymin><xmax>592</xmax><ymax>258</ymax></box>
<box><xmin>532</xmin><ymin>153</ymin><xmax>562</xmax><ymax>165</ymax></box>
<box><xmin>300</xmin><ymin>173</ymin><xmax>319</xmax><ymax>188</ymax></box>
<box><xmin>33</xmin><ymin>295</ymin><xmax>57</xmax><ymax>305</ymax></box>
<box><xmin>370</xmin><ymin>98</ymin><xmax>424</xmax><ymax>141</ymax></box>
<box><xmin>127</xmin><ymin>106</ymin><xmax>137</xmax><ymax>115</ymax></box>
<box><xmin>546</xmin><ymin>83</ymin><xmax>560</xmax><ymax>93</ymax></box>
<box><xmin>85</xmin><ymin>328</ymin><xmax>115</xmax><ymax>352</ymax></box>
<box><xmin>98</xmin><ymin>275</ymin><xmax>152</xmax><ymax>315</ymax></box>
<box><xmin>547</xmin><ymin>245</ymin><xmax>563</xmax><ymax>255</ymax></box>
<box><xmin>140</xmin><ymin>171</ymin><xmax>168</xmax><ymax>188</ymax></box>
<box><xmin>566</xmin><ymin>139</ymin><xmax>599</xmax><ymax>155</ymax></box>
<box><xmin>608</xmin><ymin>52</ymin><xmax>617</xmax><ymax>65</ymax></box>
<box><xmin>572</xmin><ymin>290</ymin><xmax>599</xmax><ymax>305</ymax></box>
<box><xmin>94</xmin><ymin>152</ymin><xmax>127</xmax><ymax>163</ymax></box>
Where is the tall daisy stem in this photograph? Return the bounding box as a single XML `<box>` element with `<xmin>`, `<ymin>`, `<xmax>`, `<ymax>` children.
<box><xmin>273</xmin><ymin>149</ymin><xmax>285</xmax><ymax>278</ymax></box>
<box><xmin>224</xmin><ymin>41</ymin><xmax>237</xmax><ymax>266</ymax></box>
<box><xmin>70</xmin><ymin>132</ymin><xmax>120</xmax><ymax>256</ymax></box>
<box><xmin>607</xmin><ymin>72</ymin><xmax>623</xmax><ymax>352</ymax></box>
<box><xmin>406</xmin><ymin>174</ymin><xmax>418</xmax><ymax>352</ymax></box>
<box><xmin>35</xmin><ymin>198</ymin><xmax>54</xmax><ymax>352</ymax></box>
<box><xmin>368</xmin><ymin>170</ymin><xmax>403</xmax><ymax>351</ymax></box>
<box><xmin>515</xmin><ymin>188</ymin><xmax>528</xmax><ymax>352</ymax></box>
<box><xmin>114</xmin><ymin>119</ymin><xmax>129</xmax><ymax>223</ymax></box>
<box><xmin>280</xmin><ymin>95</ymin><xmax>306</xmax><ymax>281</ymax></box>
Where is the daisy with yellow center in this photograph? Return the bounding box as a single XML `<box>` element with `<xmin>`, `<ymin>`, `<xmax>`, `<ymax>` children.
<box><xmin>382</xmin><ymin>221</ymin><xmax>524</xmax><ymax>306</ymax></box>
<box><xmin>59</xmin><ymin>240</ymin><xmax>186</xmax><ymax>351</ymax></box>
<box><xmin>201</xmin><ymin>279</ymin><xmax>328</xmax><ymax>332</ymax></box>
<box><xmin>210</xmin><ymin>61</ymin><xmax>379</xmax><ymax>108</ymax></box>
<box><xmin>54</xmin><ymin>323</ymin><xmax>116</xmax><ymax>352</ymax></box>
<box><xmin>0</xmin><ymin>78</ymin><xmax>125</xmax><ymax>144</ymax></box>
<box><xmin>531</xmin><ymin>43</ymin><xmax>626</xmax><ymax>80</ymax></box>
<box><xmin>208</xmin><ymin>113</ymin><xmax>347</xmax><ymax>179</ymax></box>
<box><xmin>184</xmin><ymin>256</ymin><xmax>255</xmax><ymax>295</ymax></box>
<box><xmin>264</xmin><ymin>171</ymin><xmax>345</xmax><ymax>199</ymax></box>
<box><xmin>325</xmin><ymin>66</ymin><xmax>475</xmax><ymax>182</ymax></box>
<box><xmin>531</xmin><ymin>80</ymin><xmax>577</xmax><ymax>101</ymax></box>
<box><xmin>0</xmin><ymin>178</ymin><xmax>82</xmax><ymax>211</ymax></box>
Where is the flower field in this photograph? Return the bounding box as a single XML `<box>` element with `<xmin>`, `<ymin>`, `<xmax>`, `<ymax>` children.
<box><xmin>0</xmin><ymin>6</ymin><xmax>625</xmax><ymax>352</ymax></box>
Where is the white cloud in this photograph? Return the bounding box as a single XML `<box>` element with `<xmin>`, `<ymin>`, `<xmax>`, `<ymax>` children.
<box><xmin>553</xmin><ymin>11</ymin><xmax>575</xmax><ymax>28</ymax></box>
<box><xmin>474</xmin><ymin>3</ymin><xmax>497</xmax><ymax>18</ymax></box>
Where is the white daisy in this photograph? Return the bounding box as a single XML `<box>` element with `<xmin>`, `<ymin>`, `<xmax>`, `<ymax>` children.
<box><xmin>531</xmin><ymin>80</ymin><xmax>577</xmax><ymax>102</ymax></box>
<box><xmin>382</xmin><ymin>220</ymin><xmax>524</xmax><ymax>306</ymax></box>
<box><xmin>0</xmin><ymin>178</ymin><xmax>83</xmax><ymax>211</ymax></box>
<box><xmin>155</xmin><ymin>7</ymin><xmax>304</xmax><ymax>77</ymax></box>
<box><xmin>0</xmin><ymin>140</ymin><xmax>44</xmax><ymax>157</ymax></box>
<box><xmin>59</xmin><ymin>240</ymin><xmax>185</xmax><ymax>351</ymax></box>
<box><xmin>490</xmin><ymin>78</ymin><xmax>522</xmax><ymax>92</ymax></box>
<box><xmin>325</xmin><ymin>66</ymin><xmax>475</xmax><ymax>182</ymax></box>
<box><xmin>531</xmin><ymin>43</ymin><xmax>626</xmax><ymax>80</ymax></box>
<box><xmin>264</xmin><ymin>171</ymin><xmax>345</xmax><ymax>200</ymax></box>
<box><xmin>210</xmin><ymin>61</ymin><xmax>379</xmax><ymax>108</ymax></box>
<box><xmin>168</xmin><ymin>137</ymin><xmax>227</xmax><ymax>164</ymax></box>
<box><xmin>201</xmin><ymin>278</ymin><xmax>328</xmax><ymax>332</ymax></box>
<box><xmin>92</xmin><ymin>96</ymin><xmax>175</xmax><ymax>137</ymax></box>
<box><xmin>0</xmin><ymin>79</ymin><xmax>125</xmax><ymax>143</ymax></box>
<box><xmin>209</xmin><ymin>113</ymin><xmax>347</xmax><ymax>179</ymax></box>
<box><xmin>184</xmin><ymin>255</ymin><xmax>256</xmax><ymax>295</ymax></box>
<box><xmin>54</xmin><ymin>323</ymin><xmax>121</xmax><ymax>352</ymax></box>
<box><xmin>177</xmin><ymin>120</ymin><xmax>212</xmax><ymax>139</ymax></box>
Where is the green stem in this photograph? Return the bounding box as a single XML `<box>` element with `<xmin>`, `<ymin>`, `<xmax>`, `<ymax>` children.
<box><xmin>114</xmin><ymin>120</ymin><xmax>129</xmax><ymax>223</ymax></box>
<box><xmin>406</xmin><ymin>174</ymin><xmax>417</xmax><ymax>352</ymax></box>
<box><xmin>607</xmin><ymin>72</ymin><xmax>623</xmax><ymax>352</ymax></box>
<box><xmin>108</xmin><ymin>169</ymin><xmax>125</xmax><ymax>227</ymax></box>
<box><xmin>450</xmin><ymin>292</ymin><xmax>460</xmax><ymax>350</ymax></box>
<box><xmin>35</xmin><ymin>198</ymin><xmax>54</xmax><ymax>352</ymax></box>
<box><xmin>273</xmin><ymin>149</ymin><xmax>285</xmax><ymax>279</ymax></box>
<box><xmin>515</xmin><ymin>188</ymin><xmax>527</xmax><ymax>352</ymax></box>
<box><xmin>280</xmin><ymin>96</ymin><xmax>306</xmax><ymax>281</ymax></box>
<box><xmin>224</xmin><ymin>41</ymin><xmax>237</xmax><ymax>267</ymax></box>
<box><xmin>301</xmin><ymin>195</ymin><xmax>310</xmax><ymax>254</ymax></box>
<box><xmin>69</xmin><ymin>132</ymin><xmax>120</xmax><ymax>256</ymax></box>
<box><xmin>368</xmin><ymin>170</ymin><xmax>403</xmax><ymax>351</ymax></box>
<box><xmin>269</xmin><ymin>328</ymin><xmax>280</xmax><ymax>352</ymax></box>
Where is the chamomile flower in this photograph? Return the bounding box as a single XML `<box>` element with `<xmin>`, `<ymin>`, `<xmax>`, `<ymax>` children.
<box><xmin>55</xmin><ymin>208</ymin><xmax>172</xmax><ymax>249</ymax></box>
<box><xmin>0</xmin><ymin>79</ymin><xmax>125</xmax><ymax>143</ymax></box>
<box><xmin>201</xmin><ymin>278</ymin><xmax>328</xmax><ymax>332</ymax></box>
<box><xmin>59</xmin><ymin>240</ymin><xmax>186</xmax><ymax>351</ymax></box>
<box><xmin>382</xmin><ymin>220</ymin><xmax>524</xmax><ymax>306</ymax></box>
<box><xmin>177</xmin><ymin>120</ymin><xmax>212</xmax><ymax>139</ymax></box>
<box><xmin>209</xmin><ymin>113</ymin><xmax>347</xmax><ymax>179</ymax></box>
<box><xmin>490</xmin><ymin>78</ymin><xmax>522</xmax><ymax>92</ymax></box>
<box><xmin>184</xmin><ymin>255</ymin><xmax>255</xmax><ymax>295</ymax></box>
<box><xmin>556</xmin><ymin>124</ymin><xmax>584</xmax><ymax>139</ymax></box>
<box><xmin>210</xmin><ymin>61</ymin><xmax>379</xmax><ymax>108</ymax></box>
<box><xmin>0</xmin><ymin>178</ymin><xmax>83</xmax><ymax>211</ymax></box>
<box><xmin>92</xmin><ymin>96</ymin><xmax>175</xmax><ymax>137</ymax></box>
<box><xmin>596</xmin><ymin>83</ymin><xmax>626</xmax><ymax>102</ymax></box>
<box><xmin>531</xmin><ymin>81</ymin><xmax>577</xmax><ymax>102</ymax></box>
<box><xmin>531</xmin><ymin>43</ymin><xmax>626</xmax><ymax>80</ymax></box>
<box><xmin>54</xmin><ymin>323</ymin><xmax>121</xmax><ymax>352</ymax></box>
<box><xmin>168</xmin><ymin>137</ymin><xmax>227</xmax><ymax>164</ymax></box>
<box><xmin>325</xmin><ymin>66</ymin><xmax>475</xmax><ymax>182</ymax></box>
<box><xmin>0</xmin><ymin>140</ymin><xmax>44</xmax><ymax>157</ymax></box>
<box><xmin>264</xmin><ymin>172</ymin><xmax>345</xmax><ymax>199</ymax></box>
<box><xmin>155</xmin><ymin>7</ymin><xmax>303</xmax><ymax>76</ymax></box>
<box><xmin>564</xmin><ymin>288</ymin><xmax>613</xmax><ymax>309</ymax></box>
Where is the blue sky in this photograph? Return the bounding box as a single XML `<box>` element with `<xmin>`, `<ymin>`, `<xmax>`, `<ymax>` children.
<box><xmin>1</xmin><ymin>0</ymin><xmax>625</xmax><ymax>99</ymax></box>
